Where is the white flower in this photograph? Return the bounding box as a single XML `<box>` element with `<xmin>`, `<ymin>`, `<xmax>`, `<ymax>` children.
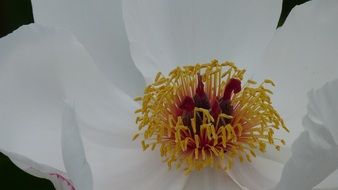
<box><xmin>0</xmin><ymin>0</ymin><xmax>337</xmax><ymax>190</ymax></box>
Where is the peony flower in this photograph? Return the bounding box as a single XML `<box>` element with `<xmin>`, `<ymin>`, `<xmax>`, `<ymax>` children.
<box><xmin>0</xmin><ymin>0</ymin><xmax>337</xmax><ymax>189</ymax></box>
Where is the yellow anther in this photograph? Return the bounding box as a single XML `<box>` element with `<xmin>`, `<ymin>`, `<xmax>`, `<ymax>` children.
<box><xmin>132</xmin><ymin>133</ymin><xmax>140</xmax><ymax>141</ymax></box>
<box><xmin>281</xmin><ymin>139</ymin><xmax>286</xmax><ymax>145</ymax></box>
<box><xmin>155</xmin><ymin>72</ymin><xmax>162</xmax><ymax>82</ymax></box>
<box><xmin>141</xmin><ymin>140</ymin><xmax>149</xmax><ymax>151</ymax></box>
<box><xmin>246</xmin><ymin>154</ymin><xmax>252</xmax><ymax>162</ymax></box>
<box><xmin>151</xmin><ymin>143</ymin><xmax>157</xmax><ymax>150</ymax></box>
<box><xmin>134</xmin><ymin>96</ymin><xmax>143</xmax><ymax>101</ymax></box>
<box><xmin>247</xmin><ymin>79</ymin><xmax>257</xmax><ymax>84</ymax></box>
<box><xmin>209</xmin><ymin>146</ymin><xmax>219</xmax><ymax>156</ymax></box>
<box><xmin>194</xmin><ymin>148</ymin><xmax>199</xmax><ymax>160</ymax></box>
<box><xmin>250</xmin><ymin>150</ymin><xmax>256</xmax><ymax>157</ymax></box>
<box><xmin>275</xmin><ymin>145</ymin><xmax>281</xmax><ymax>151</ymax></box>
<box><xmin>264</xmin><ymin>79</ymin><xmax>275</xmax><ymax>86</ymax></box>
<box><xmin>134</xmin><ymin>109</ymin><xmax>142</xmax><ymax>114</ymax></box>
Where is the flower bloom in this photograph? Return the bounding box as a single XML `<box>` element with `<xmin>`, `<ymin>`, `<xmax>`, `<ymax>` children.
<box><xmin>0</xmin><ymin>0</ymin><xmax>337</xmax><ymax>190</ymax></box>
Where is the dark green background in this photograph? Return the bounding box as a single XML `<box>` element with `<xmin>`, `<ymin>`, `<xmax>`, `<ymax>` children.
<box><xmin>0</xmin><ymin>0</ymin><xmax>310</xmax><ymax>189</ymax></box>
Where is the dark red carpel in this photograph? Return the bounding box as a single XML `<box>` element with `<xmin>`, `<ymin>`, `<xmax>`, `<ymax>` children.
<box><xmin>177</xmin><ymin>76</ymin><xmax>241</xmax><ymax>132</ymax></box>
<box><xmin>179</xmin><ymin>96</ymin><xmax>195</xmax><ymax>112</ymax></box>
<box><xmin>179</xmin><ymin>96</ymin><xmax>195</xmax><ymax>128</ymax></box>
<box><xmin>210</xmin><ymin>100</ymin><xmax>220</xmax><ymax>118</ymax></box>
<box><xmin>222</xmin><ymin>78</ymin><xmax>241</xmax><ymax>101</ymax></box>
<box><xmin>194</xmin><ymin>73</ymin><xmax>210</xmax><ymax>109</ymax></box>
<box><xmin>195</xmin><ymin>74</ymin><xmax>205</xmax><ymax>96</ymax></box>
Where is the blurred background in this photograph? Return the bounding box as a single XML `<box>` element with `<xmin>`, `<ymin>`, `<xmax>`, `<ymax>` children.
<box><xmin>0</xmin><ymin>0</ymin><xmax>310</xmax><ymax>189</ymax></box>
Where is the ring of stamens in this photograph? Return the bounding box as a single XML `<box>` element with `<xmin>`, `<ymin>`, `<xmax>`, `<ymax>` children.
<box><xmin>134</xmin><ymin>59</ymin><xmax>289</xmax><ymax>174</ymax></box>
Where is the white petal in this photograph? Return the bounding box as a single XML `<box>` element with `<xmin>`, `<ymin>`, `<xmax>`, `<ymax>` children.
<box><xmin>275</xmin><ymin>78</ymin><xmax>338</xmax><ymax>190</ymax></box>
<box><xmin>0</xmin><ymin>23</ymin><xmax>168</xmax><ymax>189</ymax></box>
<box><xmin>32</xmin><ymin>0</ymin><xmax>145</xmax><ymax>97</ymax></box>
<box><xmin>259</xmin><ymin>0</ymin><xmax>338</xmax><ymax>144</ymax></box>
<box><xmin>62</xmin><ymin>104</ymin><xmax>93</xmax><ymax>190</ymax></box>
<box><xmin>82</xmin><ymin>140</ymin><xmax>188</xmax><ymax>190</ymax></box>
<box><xmin>123</xmin><ymin>0</ymin><xmax>282</xmax><ymax>79</ymax></box>
<box><xmin>184</xmin><ymin>168</ymin><xmax>241</xmax><ymax>190</ymax></box>
<box><xmin>0</xmin><ymin>23</ymin><xmax>138</xmax><ymax>175</ymax></box>
<box><xmin>274</xmin><ymin>130</ymin><xmax>338</xmax><ymax>190</ymax></box>
<box><xmin>315</xmin><ymin>170</ymin><xmax>338</xmax><ymax>189</ymax></box>
<box><xmin>72</xmin><ymin>76</ymin><xmax>139</xmax><ymax>149</ymax></box>
<box><xmin>256</xmin><ymin>145</ymin><xmax>291</xmax><ymax>164</ymax></box>
<box><xmin>227</xmin><ymin>156</ymin><xmax>283</xmax><ymax>190</ymax></box>
<box><xmin>306</xmin><ymin>79</ymin><xmax>338</xmax><ymax>144</ymax></box>
<box><xmin>2</xmin><ymin>150</ymin><xmax>75</xmax><ymax>190</ymax></box>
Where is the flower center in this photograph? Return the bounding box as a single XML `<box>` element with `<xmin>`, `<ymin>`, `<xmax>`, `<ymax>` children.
<box><xmin>134</xmin><ymin>59</ymin><xmax>289</xmax><ymax>174</ymax></box>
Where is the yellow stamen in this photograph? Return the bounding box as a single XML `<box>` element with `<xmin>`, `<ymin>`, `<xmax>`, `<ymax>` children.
<box><xmin>133</xmin><ymin>59</ymin><xmax>289</xmax><ymax>175</ymax></box>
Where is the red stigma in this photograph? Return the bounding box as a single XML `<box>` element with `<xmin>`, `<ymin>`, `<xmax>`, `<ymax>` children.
<box><xmin>196</xmin><ymin>73</ymin><xmax>205</xmax><ymax>96</ymax></box>
<box><xmin>194</xmin><ymin>73</ymin><xmax>210</xmax><ymax>109</ymax></box>
<box><xmin>179</xmin><ymin>96</ymin><xmax>195</xmax><ymax>112</ymax></box>
<box><xmin>211</xmin><ymin>100</ymin><xmax>221</xmax><ymax>120</ymax></box>
<box><xmin>222</xmin><ymin>78</ymin><xmax>241</xmax><ymax>101</ymax></box>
